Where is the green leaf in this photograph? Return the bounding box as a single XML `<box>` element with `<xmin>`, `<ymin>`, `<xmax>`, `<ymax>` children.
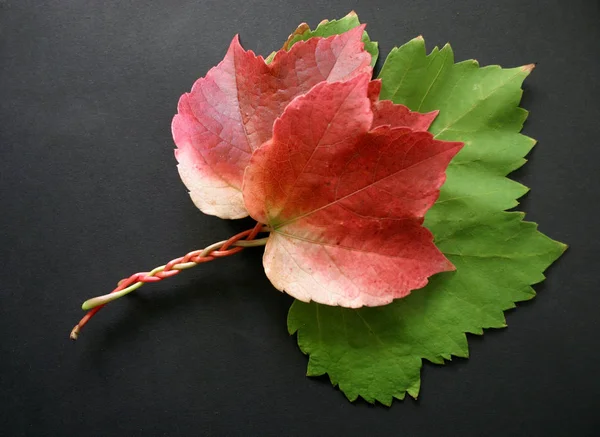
<box><xmin>288</xmin><ymin>36</ymin><xmax>566</xmax><ymax>405</ymax></box>
<box><xmin>282</xmin><ymin>11</ymin><xmax>378</xmax><ymax>67</ymax></box>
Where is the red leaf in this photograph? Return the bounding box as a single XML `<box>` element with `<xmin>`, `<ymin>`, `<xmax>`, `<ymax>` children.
<box><xmin>172</xmin><ymin>27</ymin><xmax>372</xmax><ymax>219</ymax></box>
<box><xmin>242</xmin><ymin>74</ymin><xmax>463</xmax><ymax>307</ymax></box>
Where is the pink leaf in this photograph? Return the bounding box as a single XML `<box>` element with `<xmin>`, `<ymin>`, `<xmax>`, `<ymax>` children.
<box><xmin>172</xmin><ymin>27</ymin><xmax>372</xmax><ymax>219</ymax></box>
<box><xmin>243</xmin><ymin>74</ymin><xmax>463</xmax><ymax>307</ymax></box>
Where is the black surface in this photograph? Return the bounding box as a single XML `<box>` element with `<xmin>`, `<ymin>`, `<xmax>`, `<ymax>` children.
<box><xmin>1</xmin><ymin>1</ymin><xmax>598</xmax><ymax>436</ymax></box>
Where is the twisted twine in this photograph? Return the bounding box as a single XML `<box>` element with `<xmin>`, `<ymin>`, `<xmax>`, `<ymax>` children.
<box><xmin>70</xmin><ymin>223</ymin><xmax>267</xmax><ymax>340</ymax></box>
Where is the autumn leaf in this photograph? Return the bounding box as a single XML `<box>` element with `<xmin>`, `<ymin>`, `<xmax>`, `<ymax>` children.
<box><xmin>173</xmin><ymin>27</ymin><xmax>372</xmax><ymax>219</ymax></box>
<box><xmin>288</xmin><ymin>36</ymin><xmax>566</xmax><ymax>404</ymax></box>
<box><xmin>243</xmin><ymin>74</ymin><xmax>462</xmax><ymax>307</ymax></box>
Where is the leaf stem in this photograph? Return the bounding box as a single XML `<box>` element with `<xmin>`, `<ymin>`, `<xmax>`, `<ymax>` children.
<box><xmin>70</xmin><ymin>223</ymin><xmax>269</xmax><ymax>340</ymax></box>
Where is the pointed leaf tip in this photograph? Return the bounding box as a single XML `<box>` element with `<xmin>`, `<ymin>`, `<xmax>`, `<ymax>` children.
<box><xmin>522</xmin><ymin>63</ymin><xmax>536</xmax><ymax>73</ymax></box>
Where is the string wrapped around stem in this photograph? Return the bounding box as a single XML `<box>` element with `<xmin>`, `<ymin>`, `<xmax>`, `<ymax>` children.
<box><xmin>70</xmin><ymin>223</ymin><xmax>268</xmax><ymax>340</ymax></box>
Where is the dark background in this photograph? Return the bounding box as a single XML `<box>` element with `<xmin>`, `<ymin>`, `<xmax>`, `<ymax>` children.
<box><xmin>1</xmin><ymin>0</ymin><xmax>598</xmax><ymax>435</ymax></box>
